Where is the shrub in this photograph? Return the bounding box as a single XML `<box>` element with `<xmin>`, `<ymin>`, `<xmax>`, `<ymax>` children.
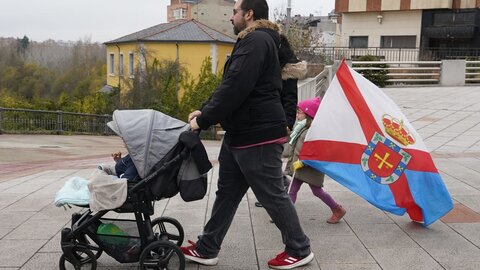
<box><xmin>354</xmin><ymin>55</ymin><xmax>389</xmax><ymax>87</ymax></box>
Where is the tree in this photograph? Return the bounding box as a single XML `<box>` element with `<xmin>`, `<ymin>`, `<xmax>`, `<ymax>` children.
<box><xmin>179</xmin><ymin>57</ymin><xmax>222</xmax><ymax>121</ymax></box>
<box><xmin>273</xmin><ymin>9</ymin><xmax>324</xmax><ymax>63</ymax></box>
<box><xmin>273</xmin><ymin>9</ymin><xmax>312</xmax><ymax>52</ymax></box>
<box><xmin>0</xmin><ymin>37</ymin><xmax>110</xmax><ymax>113</ymax></box>
<box><xmin>121</xmin><ymin>47</ymin><xmax>186</xmax><ymax>118</ymax></box>
<box><xmin>16</xmin><ymin>35</ymin><xmax>29</xmax><ymax>57</ymax></box>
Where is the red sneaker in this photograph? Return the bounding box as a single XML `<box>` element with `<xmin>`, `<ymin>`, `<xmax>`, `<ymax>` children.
<box><xmin>268</xmin><ymin>251</ymin><xmax>314</xmax><ymax>269</ymax></box>
<box><xmin>180</xmin><ymin>240</ymin><xmax>218</xmax><ymax>266</ymax></box>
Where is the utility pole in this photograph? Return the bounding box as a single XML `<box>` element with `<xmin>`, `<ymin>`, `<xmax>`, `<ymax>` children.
<box><xmin>286</xmin><ymin>0</ymin><xmax>292</xmax><ymax>32</ymax></box>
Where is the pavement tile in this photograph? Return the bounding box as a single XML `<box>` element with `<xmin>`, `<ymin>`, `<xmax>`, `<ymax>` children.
<box><xmin>4</xmin><ymin>218</ymin><xmax>67</xmax><ymax>240</ymax></box>
<box><xmin>0</xmin><ymin>240</ymin><xmax>45</xmax><ymax>267</ymax></box>
<box><xmin>453</xmin><ymin>195</ymin><xmax>480</xmax><ymax>213</ymax></box>
<box><xmin>0</xmin><ymin>194</ymin><xmax>28</xmax><ymax>209</ymax></box>
<box><xmin>319</xmin><ymin>263</ymin><xmax>381</xmax><ymax>270</ymax></box>
<box><xmin>163</xmin><ymin>208</ymin><xmax>207</xmax><ymax>229</ymax></box>
<box><xmin>166</xmin><ymin>195</ymin><xmax>208</xmax><ymax>211</ymax></box>
<box><xmin>38</xmin><ymin>231</ymin><xmax>62</xmax><ymax>253</ymax></box>
<box><xmin>369</xmin><ymin>248</ymin><xmax>443</xmax><ymax>270</ymax></box>
<box><xmin>394</xmin><ymin>220</ymin><xmax>480</xmax><ymax>263</ymax></box>
<box><xmin>2</xmin><ymin>170</ymin><xmax>75</xmax><ymax>194</ymax></box>
<box><xmin>441</xmin><ymin>203</ymin><xmax>480</xmax><ymax>223</ymax></box>
<box><xmin>0</xmin><ymin>211</ymin><xmax>35</xmax><ymax>228</ymax></box>
<box><xmin>300</xmin><ymin>217</ymin><xmax>353</xmax><ymax>237</ymax></box>
<box><xmin>3</xmin><ymin>196</ymin><xmax>53</xmax><ymax>212</ymax></box>
<box><xmin>451</xmin><ymin>157</ymin><xmax>480</xmax><ymax>173</ymax></box>
<box><xmin>19</xmin><ymin>252</ymin><xmax>61</xmax><ymax>270</ymax></box>
<box><xmin>251</xmin><ymin>224</ymin><xmax>283</xmax><ymax>250</ymax></box>
<box><xmin>448</xmin><ymin>223</ymin><xmax>480</xmax><ymax>248</ymax></box>
<box><xmin>30</xmin><ymin>204</ymin><xmax>75</xmax><ymax>221</ymax></box>
<box><xmin>198</xmin><ymin>266</ymin><xmax>257</xmax><ymax>270</ymax></box>
<box><xmin>440</xmin><ymin>261</ymin><xmax>480</xmax><ymax>270</ymax></box>
<box><xmin>216</xmin><ymin>216</ymin><xmax>257</xmax><ymax>266</ymax></box>
<box><xmin>341</xmin><ymin>204</ymin><xmax>393</xmax><ymax>225</ymax></box>
<box><xmin>0</xmin><ymin>228</ymin><xmax>13</xmax><ymax>239</ymax></box>
<box><xmin>442</xmin><ymin>177</ymin><xmax>480</xmax><ymax>196</ymax></box>
<box><xmin>0</xmin><ymin>174</ymin><xmax>41</xmax><ymax>191</ymax></box>
<box><xmin>350</xmin><ymin>223</ymin><xmax>418</xmax><ymax>249</ymax></box>
<box><xmin>310</xmin><ymin>235</ymin><xmax>375</xmax><ymax>264</ymax></box>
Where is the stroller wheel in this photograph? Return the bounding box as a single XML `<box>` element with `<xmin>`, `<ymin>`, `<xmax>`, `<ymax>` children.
<box><xmin>151</xmin><ymin>217</ymin><xmax>184</xmax><ymax>246</ymax></box>
<box><xmin>139</xmin><ymin>240</ymin><xmax>185</xmax><ymax>270</ymax></box>
<box><xmin>59</xmin><ymin>245</ymin><xmax>97</xmax><ymax>270</ymax></box>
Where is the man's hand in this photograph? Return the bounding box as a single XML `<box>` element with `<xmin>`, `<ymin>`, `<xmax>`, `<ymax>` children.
<box><xmin>189</xmin><ymin>117</ymin><xmax>200</xmax><ymax>130</ymax></box>
<box><xmin>188</xmin><ymin>110</ymin><xmax>202</xmax><ymax>122</ymax></box>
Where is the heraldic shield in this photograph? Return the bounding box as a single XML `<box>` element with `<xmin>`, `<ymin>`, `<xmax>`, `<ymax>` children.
<box><xmin>361</xmin><ymin>132</ymin><xmax>412</xmax><ymax>185</ymax></box>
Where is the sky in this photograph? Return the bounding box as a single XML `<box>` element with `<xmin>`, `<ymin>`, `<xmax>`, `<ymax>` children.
<box><xmin>0</xmin><ymin>0</ymin><xmax>334</xmax><ymax>43</ymax></box>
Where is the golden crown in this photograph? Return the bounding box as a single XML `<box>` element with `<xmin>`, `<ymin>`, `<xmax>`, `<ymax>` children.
<box><xmin>381</xmin><ymin>114</ymin><xmax>415</xmax><ymax>146</ymax></box>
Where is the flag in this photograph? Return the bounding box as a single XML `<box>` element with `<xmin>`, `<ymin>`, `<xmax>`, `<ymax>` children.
<box><xmin>299</xmin><ymin>61</ymin><xmax>453</xmax><ymax>226</ymax></box>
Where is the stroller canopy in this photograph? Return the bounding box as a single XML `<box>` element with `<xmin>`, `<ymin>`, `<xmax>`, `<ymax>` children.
<box><xmin>107</xmin><ymin>109</ymin><xmax>190</xmax><ymax>178</ymax></box>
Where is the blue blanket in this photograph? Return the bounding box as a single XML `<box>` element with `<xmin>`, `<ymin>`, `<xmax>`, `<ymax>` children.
<box><xmin>54</xmin><ymin>176</ymin><xmax>90</xmax><ymax>207</ymax></box>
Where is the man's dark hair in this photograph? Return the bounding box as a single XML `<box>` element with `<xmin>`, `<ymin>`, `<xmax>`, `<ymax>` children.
<box><xmin>240</xmin><ymin>0</ymin><xmax>269</xmax><ymax>20</ymax></box>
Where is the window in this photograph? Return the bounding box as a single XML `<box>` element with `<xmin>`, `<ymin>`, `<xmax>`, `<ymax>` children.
<box><xmin>119</xmin><ymin>53</ymin><xmax>124</xmax><ymax>76</ymax></box>
<box><xmin>129</xmin><ymin>52</ymin><xmax>134</xmax><ymax>77</ymax></box>
<box><xmin>381</xmin><ymin>36</ymin><xmax>416</xmax><ymax>48</ymax></box>
<box><xmin>454</xmin><ymin>12</ymin><xmax>476</xmax><ymax>25</ymax></box>
<box><xmin>173</xmin><ymin>8</ymin><xmax>186</xmax><ymax>19</ymax></box>
<box><xmin>349</xmin><ymin>36</ymin><xmax>368</xmax><ymax>48</ymax></box>
<box><xmin>434</xmin><ymin>11</ymin><xmax>475</xmax><ymax>26</ymax></box>
<box><xmin>109</xmin><ymin>53</ymin><xmax>115</xmax><ymax>74</ymax></box>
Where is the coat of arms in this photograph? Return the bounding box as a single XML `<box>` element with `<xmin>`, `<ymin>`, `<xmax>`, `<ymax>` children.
<box><xmin>361</xmin><ymin>132</ymin><xmax>412</xmax><ymax>185</ymax></box>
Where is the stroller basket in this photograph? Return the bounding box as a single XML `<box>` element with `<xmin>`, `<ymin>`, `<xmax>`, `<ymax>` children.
<box><xmin>96</xmin><ymin>218</ymin><xmax>141</xmax><ymax>263</ymax></box>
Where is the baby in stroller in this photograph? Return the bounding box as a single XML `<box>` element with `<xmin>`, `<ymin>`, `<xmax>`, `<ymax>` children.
<box><xmin>57</xmin><ymin>109</ymin><xmax>212</xmax><ymax>270</ymax></box>
<box><xmin>98</xmin><ymin>151</ymin><xmax>139</xmax><ymax>182</ymax></box>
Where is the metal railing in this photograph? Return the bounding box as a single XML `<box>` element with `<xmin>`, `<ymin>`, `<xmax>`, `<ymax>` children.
<box><xmin>0</xmin><ymin>107</ymin><xmax>225</xmax><ymax>140</ymax></box>
<box><xmin>352</xmin><ymin>61</ymin><xmax>442</xmax><ymax>85</ymax></box>
<box><xmin>0</xmin><ymin>107</ymin><xmax>112</xmax><ymax>135</ymax></box>
<box><xmin>301</xmin><ymin>47</ymin><xmax>480</xmax><ymax>63</ymax></box>
<box><xmin>298</xmin><ymin>66</ymin><xmax>332</xmax><ymax>100</ymax></box>
<box><xmin>466</xmin><ymin>61</ymin><xmax>480</xmax><ymax>84</ymax></box>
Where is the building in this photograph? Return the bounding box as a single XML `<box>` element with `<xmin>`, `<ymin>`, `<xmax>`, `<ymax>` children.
<box><xmin>104</xmin><ymin>19</ymin><xmax>235</xmax><ymax>90</ymax></box>
<box><xmin>167</xmin><ymin>0</ymin><xmax>235</xmax><ymax>37</ymax></box>
<box><xmin>334</xmin><ymin>0</ymin><xmax>480</xmax><ymax>59</ymax></box>
<box><xmin>290</xmin><ymin>14</ymin><xmax>337</xmax><ymax>47</ymax></box>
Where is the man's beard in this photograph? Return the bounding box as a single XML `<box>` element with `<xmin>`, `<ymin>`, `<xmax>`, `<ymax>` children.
<box><xmin>233</xmin><ymin>20</ymin><xmax>247</xmax><ymax>35</ymax></box>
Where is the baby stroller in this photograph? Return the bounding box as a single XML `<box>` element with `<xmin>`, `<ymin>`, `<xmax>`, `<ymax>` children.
<box><xmin>59</xmin><ymin>109</ymin><xmax>212</xmax><ymax>270</ymax></box>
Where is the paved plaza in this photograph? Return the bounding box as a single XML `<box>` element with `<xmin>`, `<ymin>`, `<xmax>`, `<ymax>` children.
<box><xmin>0</xmin><ymin>86</ymin><xmax>480</xmax><ymax>269</ymax></box>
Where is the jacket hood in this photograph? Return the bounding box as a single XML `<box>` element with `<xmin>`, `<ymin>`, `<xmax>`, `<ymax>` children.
<box><xmin>237</xmin><ymin>19</ymin><xmax>280</xmax><ymax>39</ymax></box>
<box><xmin>282</xmin><ymin>61</ymin><xmax>308</xmax><ymax>80</ymax></box>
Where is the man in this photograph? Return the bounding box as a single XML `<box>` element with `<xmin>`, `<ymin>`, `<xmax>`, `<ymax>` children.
<box><xmin>181</xmin><ymin>0</ymin><xmax>313</xmax><ymax>269</ymax></box>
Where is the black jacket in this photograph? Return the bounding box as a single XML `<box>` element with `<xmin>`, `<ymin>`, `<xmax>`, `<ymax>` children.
<box><xmin>115</xmin><ymin>154</ymin><xmax>139</xmax><ymax>182</ymax></box>
<box><xmin>196</xmin><ymin>20</ymin><xmax>286</xmax><ymax>147</ymax></box>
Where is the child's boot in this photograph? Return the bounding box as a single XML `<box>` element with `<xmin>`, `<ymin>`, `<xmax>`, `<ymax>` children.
<box><xmin>327</xmin><ymin>205</ymin><xmax>346</xmax><ymax>224</ymax></box>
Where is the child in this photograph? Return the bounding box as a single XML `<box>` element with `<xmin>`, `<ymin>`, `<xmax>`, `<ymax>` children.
<box><xmin>98</xmin><ymin>151</ymin><xmax>139</xmax><ymax>182</ymax></box>
<box><xmin>285</xmin><ymin>97</ymin><xmax>346</xmax><ymax>224</ymax></box>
